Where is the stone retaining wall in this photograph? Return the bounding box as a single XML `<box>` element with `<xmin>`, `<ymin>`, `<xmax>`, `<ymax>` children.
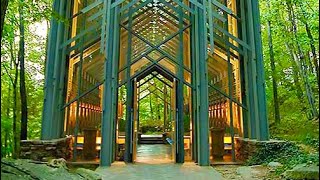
<box><xmin>20</xmin><ymin>136</ymin><xmax>72</xmax><ymax>161</ymax></box>
<box><xmin>235</xmin><ymin>137</ymin><xmax>288</xmax><ymax>162</ymax></box>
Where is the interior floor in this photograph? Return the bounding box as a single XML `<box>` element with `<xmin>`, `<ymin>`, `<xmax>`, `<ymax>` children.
<box><xmin>136</xmin><ymin>144</ymin><xmax>172</xmax><ymax>164</ymax></box>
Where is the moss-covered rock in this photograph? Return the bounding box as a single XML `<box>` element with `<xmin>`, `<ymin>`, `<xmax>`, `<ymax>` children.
<box><xmin>1</xmin><ymin>158</ymin><xmax>84</xmax><ymax>180</ymax></box>
<box><xmin>76</xmin><ymin>168</ymin><xmax>102</xmax><ymax>180</ymax></box>
<box><xmin>282</xmin><ymin>164</ymin><xmax>319</xmax><ymax>180</ymax></box>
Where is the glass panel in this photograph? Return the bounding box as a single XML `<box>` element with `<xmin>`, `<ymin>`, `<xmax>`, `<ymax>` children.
<box><xmin>64</xmin><ymin>101</ymin><xmax>77</xmax><ymax>136</ymax></box>
<box><xmin>68</xmin><ymin>0</ymin><xmax>103</xmax><ymax>54</ymax></box>
<box><xmin>159</xmin><ymin>35</ymin><xmax>179</xmax><ymax>60</ymax></box>
<box><xmin>231</xmin><ymin>54</ymin><xmax>242</xmax><ymax>103</ymax></box>
<box><xmin>233</xmin><ymin>103</ymin><xmax>245</xmax><ymax>162</ymax></box>
<box><xmin>232</xmin><ymin>102</ymin><xmax>243</xmax><ymax>138</ymax></box>
<box><xmin>131</xmin><ymin>35</ymin><xmax>152</xmax><ymax>60</ymax></box>
<box><xmin>80</xmin><ymin>42</ymin><xmax>104</xmax><ymax>93</ymax></box>
<box><xmin>207</xmin><ymin>48</ymin><xmax>229</xmax><ymax>96</ymax></box>
<box><xmin>77</xmin><ymin>85</ymin><xmax>103</xmax><ymax>162</ymax></box>
<box><xmin>209</xmin><ymin>89</ymin><xmax>232</xmax><ymax>162</ymax></box>
<box><xmin>64</xmin><ymin>85</ymin><xmax>103</xmax><ymax>162</ymax></box>
<box><xmin>158</xmin><ymin>58</ymin><xmax>177</xmax><ymax>74</ymax></box>
<box><xmin>118</xmin><ymin>69</ymin><xmax>127</xmax><ymax>85</ymax></box>
<box><xmin>183</xmin><ymin>85</ymin><xmax>192</xmax><ymax>161</ymax></box>
<box><xmin>184</xmin><ymin>70</ymin><xmax>191</xmax><ymax>84</ymax></box>
<box><xmin>227</xmin><ymin>0</ymin><xmax>239</xmax><ymax>47</ymax></box>
<box><xmin>130</xmin><ymin>57</ymin><xmax>152</xmax><ymax>76</ymax></box>
<box><xmin>183</xmin><ymin>28</ymin><xmax>191</xmax><ymax>70</ymax></box>
<box><xmin>119</xmin><ymin>27</ymin><xmax>128</xmax><ymax>70</ymax></box>
<box><xmin>148</xmin><ymin>50</ymin><xmax>162</xmax><ymax>61</ymax></box>
<box><xmin>65</xmin><ymin>54</ymin><xmax>80</xmax><ymax>103</ymax></box>
<box><xmin>116</xmin><ymin>85</ymin><xmax>126</xmax><ymax>161</ymax></box>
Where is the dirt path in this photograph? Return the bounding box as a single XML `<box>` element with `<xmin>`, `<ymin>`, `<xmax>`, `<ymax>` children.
<box><xmin>213</xmin><ymin>165</ymin><xmax>282</xmax><ymax>180</ymax></box>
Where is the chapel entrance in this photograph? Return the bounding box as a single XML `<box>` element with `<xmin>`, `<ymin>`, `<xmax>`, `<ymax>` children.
<box><xmin>132</xmin><ymin>70</ymin><xmax>176</xmax><ymax>163</ymax></box>
<box><xmin>115</xmin><ymin>64</ymin><xmax>192</xmax><ymax>164</ymax></box>
<box><xmin>114</xmin><ymin>0</ymin><xmax>193</xmax><ymax>164</ymax></box>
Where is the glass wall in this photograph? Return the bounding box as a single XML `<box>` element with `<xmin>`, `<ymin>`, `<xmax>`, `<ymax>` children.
<box><xmin>115</xmin><ymin>85</ymin><xmax>126</xmax><ymax>161</ymax></box>
<box><xmin>62</xmin><ymin>0</ymin><xmax>105</xmax><ymax>162</ymax></box>
<box><xmin>183</xmin><ymin>85</ymin><xmax>192</xmax><ymax>161</ymax></box>
<box><xmin>207</xmin><ymin>0</ymin><xmax>245</xmax><ymax>162</ymax></box>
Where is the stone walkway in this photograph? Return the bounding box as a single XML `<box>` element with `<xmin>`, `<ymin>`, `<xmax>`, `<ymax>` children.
<box><xmin>95</xmin><ymin>144</ymin><xmax>225</xmax><ymax>180</ymax></box>
<box><xmin>96</xmin><ymin>162</ymin><xmax>224</xmax><ymax>180</ymax></box>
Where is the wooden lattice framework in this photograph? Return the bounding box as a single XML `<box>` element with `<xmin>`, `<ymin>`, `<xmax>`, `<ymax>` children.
<box><xmin>42</xmin><ymin>0</ymin><xmax>269</xmax><ymax>166</ymax></box>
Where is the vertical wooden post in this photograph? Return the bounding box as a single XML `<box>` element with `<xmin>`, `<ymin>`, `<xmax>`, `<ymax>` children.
<box><xmin>251</xmin><ymin>0</ymin><xmax>269</xmax><ymax>141</ymax></box>
<box><xmin>124</xmin><ymin>7</ymin><xmax>134</xmax><ymax>163</ymax></box>
<box><xmin>190</xmin><ymin>3</ymin><xmax>198</xmax><ymax>162</ymax></box>
<box><xmin>196</xmin><ymin>1</ymin><xmax>210</xmax><ymax>166</ymax></box>
<box><xmin>41</xmin><ymin>0</ymin><xmax>60</xmax><ymax>140</ymax></box>
<box><xmin>101</xmin><ymin>0</ymin><xmax>116</xmax><ymax>167</ymax></box>
<box><xmin>176</xmin><ymin>2</ymin><xmax>184</xmax><ymax>163</ymax></box>
<box><xmin>111</xmin><ymin>6</ymin><xmax>120</xmax><ymax>163</ymax></box>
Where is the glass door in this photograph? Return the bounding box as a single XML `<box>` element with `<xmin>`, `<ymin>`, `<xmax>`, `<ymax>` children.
<box><xmin>132</xmin><ymin>78</ymin><xmax>138</xmax><ymax>162</ymax></box>
<box><xmin>170</xmin><ymin>78</ymin><xmax>177</xmax><ymax>161</ymax></box>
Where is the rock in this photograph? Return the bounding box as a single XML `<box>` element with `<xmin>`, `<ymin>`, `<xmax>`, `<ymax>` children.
<box><xmin>45</xmin><ymin>146</ymin><xmax>57</xmax><ymax>150</ymax></box>
<box><xmin>47</xmin><ymin>158</ymin><xmax>67</xmax><ymax>169</ymax></box>
<box><xmin>236</xmin><ymin>166</ymin><xmax>255</xmax><ymax>179</ymax></box>
<box><xmin>20</xmin><ymin>137</ymin><xmax>72</xmax><ymax>161</ymax></box>
<box><xmin>2</xmin><ymin>158</ymin><xmax>84</xmax><ymax>179</ymax></box>
<box><xmin>76</xmin><ymin>168</ymin><xmax>102</xmax><ymax>180</ymax></box>
<box><xmin>282</xmin><ymin>164</ymin><xmax>319</xmax><ymax>180</ymax></box>
<box><xmin>31</xmin><ymin>140</ymin><xmax>44</xmax><ymax>145</ymax></box>
<box><xmin>236</xmin><ymin>165</ymin><xmax>269</xmax><ymax>179</ymax></box>
<box><xmin>24</xmin><ymin>152</ymin><xmax>32</xmax><ymax>155</ymax></box>
<box><xmin>235</xmin><ymin>138</ymin><xmax>289</xmax><ymax>162</ymax></box>
<box><xmin>268</xmin><ymin>162</ymin><xmax>283</xmax><ymax>168</ymax></box>
<box><xmin>20</xmin><ymin>146</ymin><xmax>31</xmax><ymax>151</ymax></box>
<box><xmin>236</xmin><ymin>166</ymin><xmax>251</xmax><ymax>174</ymax></box>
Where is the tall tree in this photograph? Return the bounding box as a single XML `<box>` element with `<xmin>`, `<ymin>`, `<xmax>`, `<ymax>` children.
<box><xmin>297</xmin><ymin>2</ymin><xmax>319</xmax><ymax>88</ymax></box>
<box><xmin>266</xmin><ymin>0</ymin><xmax>280</xmax><ymax>123</ymax></box>
<box><xmin>0</xmin><ymin>0</ymin><xmax>9</xmax><ymax>41</ymax></box>
<box><xmin>12</xmin><ymin>43</ymin><xmax>19</xmax><ymax>158</ymax></box>
<box><xmin>286</xmin><ymin>0</ymin><xmax>318</xmax><ymax>119</ymax></box>
<box><xmin>18</xmin><ymin>0</ymin><xmax>28</xmax><ymax>140</ymax></box>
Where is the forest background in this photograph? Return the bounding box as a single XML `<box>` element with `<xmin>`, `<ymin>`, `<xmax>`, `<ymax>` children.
<box><xmin>0</xmin><ymin>0</ymin><xmax>319</xmax><ymax>165</ymax></box>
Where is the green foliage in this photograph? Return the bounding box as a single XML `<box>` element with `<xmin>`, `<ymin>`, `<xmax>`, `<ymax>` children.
<box><xmin>260</xmin><ymin>0</ymin><xmax>319</xmax><ymax>124</ymax></box>
<box><xmin>0</xmin><ymin>0</ymin><xmax>318</xmax><ymax>165</ymax></box>
<box><xmin>259</xmin><ymin>0</ymin><xmax>319</xmax><ymax>174</ymax></box>
<box><xmin>246</xmin><ymin>142</ymin><xmax>319</xmax><ymax>174</ymax></box>
<box><xmin>1</xmin><ymin>0</ymin><xmax>52</xmax><ymax>157</ymax></box>
<box><xmin>270</xmin><ymin>117</ymin><xmax>319</xmax><ymax>143</ymax></box>
<box><xmin>304</xmin><ymin>134</ymin><xmax>319</xmax><ymax>150</ymax></box>
<box><xmin>137</xmin><ymin>77</ymin><xmax>168</xmax><ymax>131</ymax></box>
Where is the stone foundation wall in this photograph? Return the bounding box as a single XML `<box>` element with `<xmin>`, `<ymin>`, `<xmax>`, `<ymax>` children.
<box><xmin>235</xmin><ymin>137</ymin><xmax>288</xmax><ymax>162</ymax></box>
<box><xmin>20</xmin><ymin>137</ymin><xmax>72</xmax><ymax>161</ymax></box>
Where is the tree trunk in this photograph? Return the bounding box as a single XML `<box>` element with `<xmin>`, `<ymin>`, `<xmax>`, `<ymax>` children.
<box><xmin>0</xmin><ymin>0</ymin><xmax>9</xmax><ymax>42</ymax></box>
<box><xmin>18</xmin><ymin>0</ymin><xmax>28</xmax><ymax>140</ymax></box>
<box><xmin>3</xmin><ymin>48</ymin><xmax>13</xmax><ymax>158</ymax></box>
<box><xmin>163</xmin><ymin>86</ymin><xmax>168</xmax><ymax>131</ymax></box>
<box><xmin>156</xmin><ymin>97</ymin><xmax>161</xmax><ymax>130</ymax></box>
<box><xmin>286</xmin><ymin>0</ymin><xmax>318</xmax><ymax>119</ymax></box>
<box><xmin>44</xmin><ymin>20</ymin><xmax>50</xmax><ymax>76</ymax></box>
<box><xmin>11</xmin><ymin>45</ymin><xmax>19</xmax><ymax>159</ymax></box>
<box><xmin>267</xmin><ymin>0</ymin><xmax>280</xmax><ymax>124</ymax></box>
<box><xmin>285</xmin><ymin>42</ymin><xmax>304</xmax><ymax>99</ymax></box>
<box><xmin>0</xmin><ymin>0</ymin><xmax>9</xmax><ymax>155</ymax></box>
<box><xmin>304</xmin><ymin>23</ymin><xmax>319</xmax><ymax>88</ymax></box>
<box><xmin>297</xmin><ymin>1</ymin><xmax>319</xmax><ymax>88</ymax></box>
<box><xmin>149</xmin><ymin>85</ymin><xmax>153</xmax><ymax>121</ymax></box>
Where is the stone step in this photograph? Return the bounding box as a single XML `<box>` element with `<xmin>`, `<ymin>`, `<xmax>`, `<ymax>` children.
<box><xmin>139</xmin><ymin>141</ymin><xmax>165</xmax><ymax>144</ymax></box>
<box><xmin>139</xmin><ymin>138</ymin><xmax>164</xmax><ymax>141</ymax></box>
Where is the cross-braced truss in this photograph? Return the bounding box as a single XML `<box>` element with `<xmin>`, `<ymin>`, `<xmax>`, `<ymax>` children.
<box><xmin>42</xmin><ymin>0</ymin><xmax>269</xmax><ymax>167</ymax></box>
